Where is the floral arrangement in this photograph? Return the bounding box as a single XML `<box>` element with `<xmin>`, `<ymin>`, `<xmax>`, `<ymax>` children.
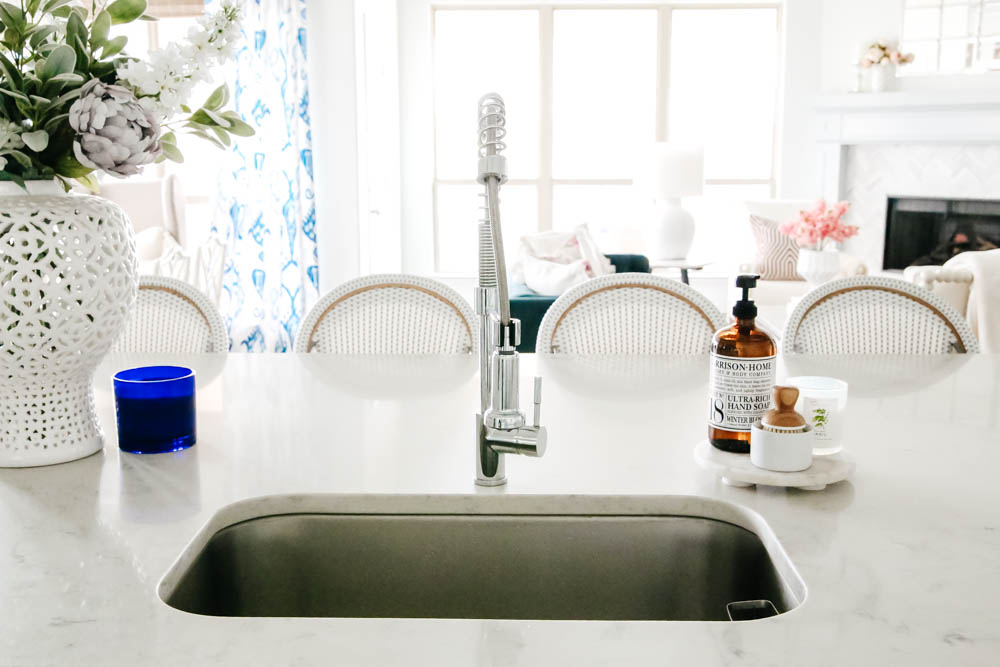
<box><xmin>779</xmin><ymin>199</ymin><xmax>859</xmax><ymax>250</ymax></box>
<box><xmin>0</xmin><ymin>0</ymin><xmax>251</xmax><ymax>189</ymax></box>
<box><xmin>861</xmin><ymin>42</ymin><xmax>914</xmax><ymax>68</ymax></box>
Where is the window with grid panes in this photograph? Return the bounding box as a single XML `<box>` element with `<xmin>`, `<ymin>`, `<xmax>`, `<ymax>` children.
<box><xmin>901</xmin><ymin>0</ymin><xmax>1000</xmax><ymax>74</ymax></box>
<box><xmin>431</xmin><ymin>5</ymin><xmax>780</xmax><ymax>274</ymax></box>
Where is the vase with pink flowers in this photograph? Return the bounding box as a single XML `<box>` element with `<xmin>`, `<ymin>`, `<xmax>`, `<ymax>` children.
<box><xmin>780</xmin><ymin>199</ymin><xmax>859</xmax><ymax>287</ymax></box>
<box><xmin>861</xmin><ymin>42</ymin><xmax>915</xmax><ymax>92</ymax></box>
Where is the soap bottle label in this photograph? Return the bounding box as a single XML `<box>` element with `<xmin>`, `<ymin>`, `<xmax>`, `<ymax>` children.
<box><xmin>707</xmin><ymin>354</ymin><xmax>776</xmax><ymax>432</ymax></box>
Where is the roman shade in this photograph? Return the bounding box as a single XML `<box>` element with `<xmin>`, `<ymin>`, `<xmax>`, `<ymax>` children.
<box><xmin>147</xmin><ymin>0</ymin><xmax>205</xmax><ymax>18</ymax></box>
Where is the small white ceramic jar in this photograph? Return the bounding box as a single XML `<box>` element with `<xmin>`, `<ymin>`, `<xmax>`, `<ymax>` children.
<box><xmin>750</xmin><ymin>423</ymin><xmax>813</xmax><ymax>472</ymax></box>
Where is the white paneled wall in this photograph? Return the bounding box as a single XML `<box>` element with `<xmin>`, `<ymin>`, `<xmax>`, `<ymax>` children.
<box><xmin>307</xmin><ymin>0</ymin><xmax>362</xmax><ymax>293</ymax></box>
<box><xmin>842</xmin><ymin>143</ymin><xmax>1000</xmax><ymax>270</ymax></box>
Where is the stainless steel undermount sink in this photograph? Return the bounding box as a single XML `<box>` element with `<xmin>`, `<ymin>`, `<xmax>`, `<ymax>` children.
<box><xmin>159</xmin><ymin>495</ymin><xmax>805</xmax><ymax>621</ymax></box>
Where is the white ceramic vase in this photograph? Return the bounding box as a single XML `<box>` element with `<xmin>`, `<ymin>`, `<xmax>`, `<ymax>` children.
<box><xmin>647</xmin><ymin>198</ymin><xmax>695</xmax><ymax>260</ymax></box>
<box><xmin>796</xmin><ymin>248</ymin><xmax>840</xmax><ymax>287</ymax></box>
<box><xmin>870</xmin><ymin>62</ymin><xmax>896</xmax><ymax>93</ymax></box>
<box><xmin>0</xmin><ymin>180</ymin><xmax>137</xmax><ymax>467</ymax></box>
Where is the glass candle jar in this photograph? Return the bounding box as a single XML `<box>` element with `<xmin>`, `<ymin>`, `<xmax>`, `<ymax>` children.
<box><xmin>785</xmin><ymin>376</ymin><xmax>848</xmax><ymax>455</ymax></box>
<box><xmin>113</xmin><ymin>366</ymin><xmax>197</xmax><ymax>454</ymax></box>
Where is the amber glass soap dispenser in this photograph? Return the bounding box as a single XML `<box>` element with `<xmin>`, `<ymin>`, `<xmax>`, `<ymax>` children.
<box><xmin>708</xmin><ymin>275</ymin><xmax>777</xmax><ymax>453</ymax></box>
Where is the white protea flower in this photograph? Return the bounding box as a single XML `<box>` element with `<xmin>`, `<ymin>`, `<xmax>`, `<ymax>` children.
<box><xmin>68</xmin><ymin>80</ymin><xmax>162</xmax><ymax>178</ymax></box>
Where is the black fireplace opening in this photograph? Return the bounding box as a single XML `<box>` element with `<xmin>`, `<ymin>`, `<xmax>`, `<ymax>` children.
<box><xmin>884</xmin><ymin>196</ymin><xmax>1000</xmax><ymax>269</ymax></box>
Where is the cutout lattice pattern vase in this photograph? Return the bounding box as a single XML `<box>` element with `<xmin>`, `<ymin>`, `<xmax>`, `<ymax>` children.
<box><xmin>0</xmin><ymin>180</ymin><xmax>137</xmax><ymax>467</ymax></box>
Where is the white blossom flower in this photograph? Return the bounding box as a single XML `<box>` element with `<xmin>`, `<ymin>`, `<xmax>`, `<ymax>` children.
<box><xmin>0</xmin><ymin>119</ymin><xmax>25</xmax><ymax>171</ymax></box>
<box><xmin>0</xmin><ymin>119</ymin><xmax>24</xmax><ymax>153</ymax></box>
<box><xmin>117</xmin><ymin>0</ymin><xmax>242</xmax><ymax>120</ymax></box>
<box><xmin>182</xmin><ymin>0</ymin><xmax>242</xmax><ymax>64</ymax></box>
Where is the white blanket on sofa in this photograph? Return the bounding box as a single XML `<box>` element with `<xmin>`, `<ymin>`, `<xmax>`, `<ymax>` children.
<box><xmin>945</xmin><ymin>249</ymin><xmax>1000</xmax><ymax>353</ymax></box>
<box><xmin>511</xmin><ymin>225</ymin><xmax>615</xmax><ymax>297</ymax></box>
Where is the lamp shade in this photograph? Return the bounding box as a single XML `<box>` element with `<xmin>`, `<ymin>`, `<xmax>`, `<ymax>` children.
<box><xmin>641</xmin><ymin>143</ymin><xmax>704</xmax><ymax>199</ymax></box>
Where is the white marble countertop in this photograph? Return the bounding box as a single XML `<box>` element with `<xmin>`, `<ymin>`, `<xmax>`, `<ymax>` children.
<box><xmin>2</xmin><ymin>352</ymin><xmax>999</xmax><ymax>666</ymax></box>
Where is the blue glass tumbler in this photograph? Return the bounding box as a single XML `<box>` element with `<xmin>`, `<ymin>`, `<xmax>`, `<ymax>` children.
<box><xmin>113</xmin><ymin>366</ymin><xmax>197</xmax><ymax>454</ymax></box>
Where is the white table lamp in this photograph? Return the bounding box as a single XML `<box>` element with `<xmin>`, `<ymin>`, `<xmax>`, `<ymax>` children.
<box><xmin>640</xmin><ymin>143</ymin><xmax>704</xmax><ymax>260</ymax></box>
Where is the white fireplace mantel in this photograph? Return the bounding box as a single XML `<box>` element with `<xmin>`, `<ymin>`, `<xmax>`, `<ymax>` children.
<box><xmin>815</xmin><ymin>90</ymin><xmax>1000</xmax><ymax>202</ymax></box>
<box><xmin>816</xmin><ymin>90</ymin><xmax>1000</xmax><ymax>146</ymax></box>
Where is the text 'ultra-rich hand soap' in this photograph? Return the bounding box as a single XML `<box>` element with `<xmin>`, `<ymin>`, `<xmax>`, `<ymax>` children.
<box><xmin>708</xmin><ymin>275</ymin><xmax>777</xmax><ymax>453</ymax></box>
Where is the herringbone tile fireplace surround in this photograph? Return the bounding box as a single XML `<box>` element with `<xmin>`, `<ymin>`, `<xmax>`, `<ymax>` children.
<box><xmin>843</xmin><ymin>144</ymin><xmax>1000</xmax><ymax>271</ymax></box>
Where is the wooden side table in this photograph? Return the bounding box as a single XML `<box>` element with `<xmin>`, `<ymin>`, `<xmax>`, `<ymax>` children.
<box><xmin>649</xmin><ymin>259</ymin><xmax>712</xmax><ymax>285</ymax></box>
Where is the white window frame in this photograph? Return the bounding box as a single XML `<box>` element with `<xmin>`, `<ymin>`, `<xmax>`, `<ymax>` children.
<box><xmin>398</xmin><ymin>1</ymin><xmax>782</xmax><ymax>277</ymax></box>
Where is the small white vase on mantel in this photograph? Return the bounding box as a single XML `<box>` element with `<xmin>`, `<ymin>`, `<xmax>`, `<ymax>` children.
<box><xmin>797</xmin><ymin>248</ymin><xmax>840</xmax><ymax>287</ymax></box>
<box><xmin>0</xmin><ymin>179</ymin><xmax>137</xmax><ymax>467</ymax></box>
<box><xmin>870</xmin><ymin>62</ymin><xmax>896</xmax><ymax>92</ymax></box>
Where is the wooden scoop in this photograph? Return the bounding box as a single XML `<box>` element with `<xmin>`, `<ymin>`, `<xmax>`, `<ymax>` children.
<box><xmin>761</xmin><ymin>386</ymin><xmax>807</xmax><ymax>432</ymax></box>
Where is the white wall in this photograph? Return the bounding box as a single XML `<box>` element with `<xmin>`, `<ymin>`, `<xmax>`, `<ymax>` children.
<box><xmin>396</xmin><ymin>0</ymin><xmax>435</xmax><ymax>276</ymax></box>
<box><xmin>819</xmin><ymin>0</ymin><xmax>904</xmax><ymax>94</ymax></box>
<box><xmin>776</xmin><ymin>0</ymin><xmax>822</xmax><ymax>199</ymax></box>
<box><xmin>356</xmin><ymin>0</ymin><xmax>403</xmax><ymax>274</ymax></box>
<box><xmin>307</xmin><ymin>0</ymin><xmax>362</xmax><ymax>293</ymax></box>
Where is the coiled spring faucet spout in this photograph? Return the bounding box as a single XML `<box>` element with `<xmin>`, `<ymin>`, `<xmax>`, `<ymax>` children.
<box><xmin>474</xmin><ymin>93</ymin><xmax>547</xmax><ymax>486</ymax></box>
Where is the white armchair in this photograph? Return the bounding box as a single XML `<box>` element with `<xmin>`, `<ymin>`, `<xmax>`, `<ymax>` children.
<box><xmin>99</xmin><ymin>174</ymin><xmax>186</xmax><ymax>243</ymax></box>
<box><xmin>101</xmin><ymin>175</ymin><xmax>227</xmax><ymax>306</ymax></box>
<box><xmin>903</xmin><ymin>265</ymin><xmax>974</xmax><ymax>318</ymax></box>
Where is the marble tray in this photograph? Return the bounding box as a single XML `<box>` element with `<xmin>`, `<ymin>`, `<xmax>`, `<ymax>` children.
<box><xmin>694</xmin><ymin>440</ymin><xmax>855</xmax><ymax>491</ymax></box>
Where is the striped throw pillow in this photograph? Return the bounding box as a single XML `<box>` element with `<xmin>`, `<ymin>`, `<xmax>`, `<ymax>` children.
<box><xmin>749</xmin><ymin>215</ymin><xmax>801</xmax><ymax>280</ymax></box>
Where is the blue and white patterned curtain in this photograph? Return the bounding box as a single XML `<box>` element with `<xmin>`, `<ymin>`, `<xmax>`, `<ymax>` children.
<box><xmin>211</xmin><ymin>0</ymin><xmax>318</xmax><ymax>352</ymax></box>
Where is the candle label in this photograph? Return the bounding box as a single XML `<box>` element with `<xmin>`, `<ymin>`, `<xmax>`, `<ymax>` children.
<box><xmin>707</xmin><ymin>354</ymin><xmax>776</xmax><ymax>432</ymax></box>
<box><xmin>802</xmin><ymin>396</ymin><xmax>837</xmax><ymax>441</ymax></box>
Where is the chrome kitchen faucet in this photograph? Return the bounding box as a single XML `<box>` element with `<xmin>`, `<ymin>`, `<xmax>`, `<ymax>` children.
<box><xmin>474</xmin><ymin>93</ymin><xmax>547</xmax><ymax>486</ymax></box>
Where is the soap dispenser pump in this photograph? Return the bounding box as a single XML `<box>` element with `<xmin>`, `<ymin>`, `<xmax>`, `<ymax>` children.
<box><xmin>707</xmin><ymin>275</ymin><xmax>777</xmax><ymax>453</ymax></box>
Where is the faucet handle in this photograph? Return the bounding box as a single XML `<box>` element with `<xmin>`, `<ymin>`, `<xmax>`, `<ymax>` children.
<box><xmin>532</xmin><ymin>376</ymin><xmax>542</xmax><ymax>427</ymax></box>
